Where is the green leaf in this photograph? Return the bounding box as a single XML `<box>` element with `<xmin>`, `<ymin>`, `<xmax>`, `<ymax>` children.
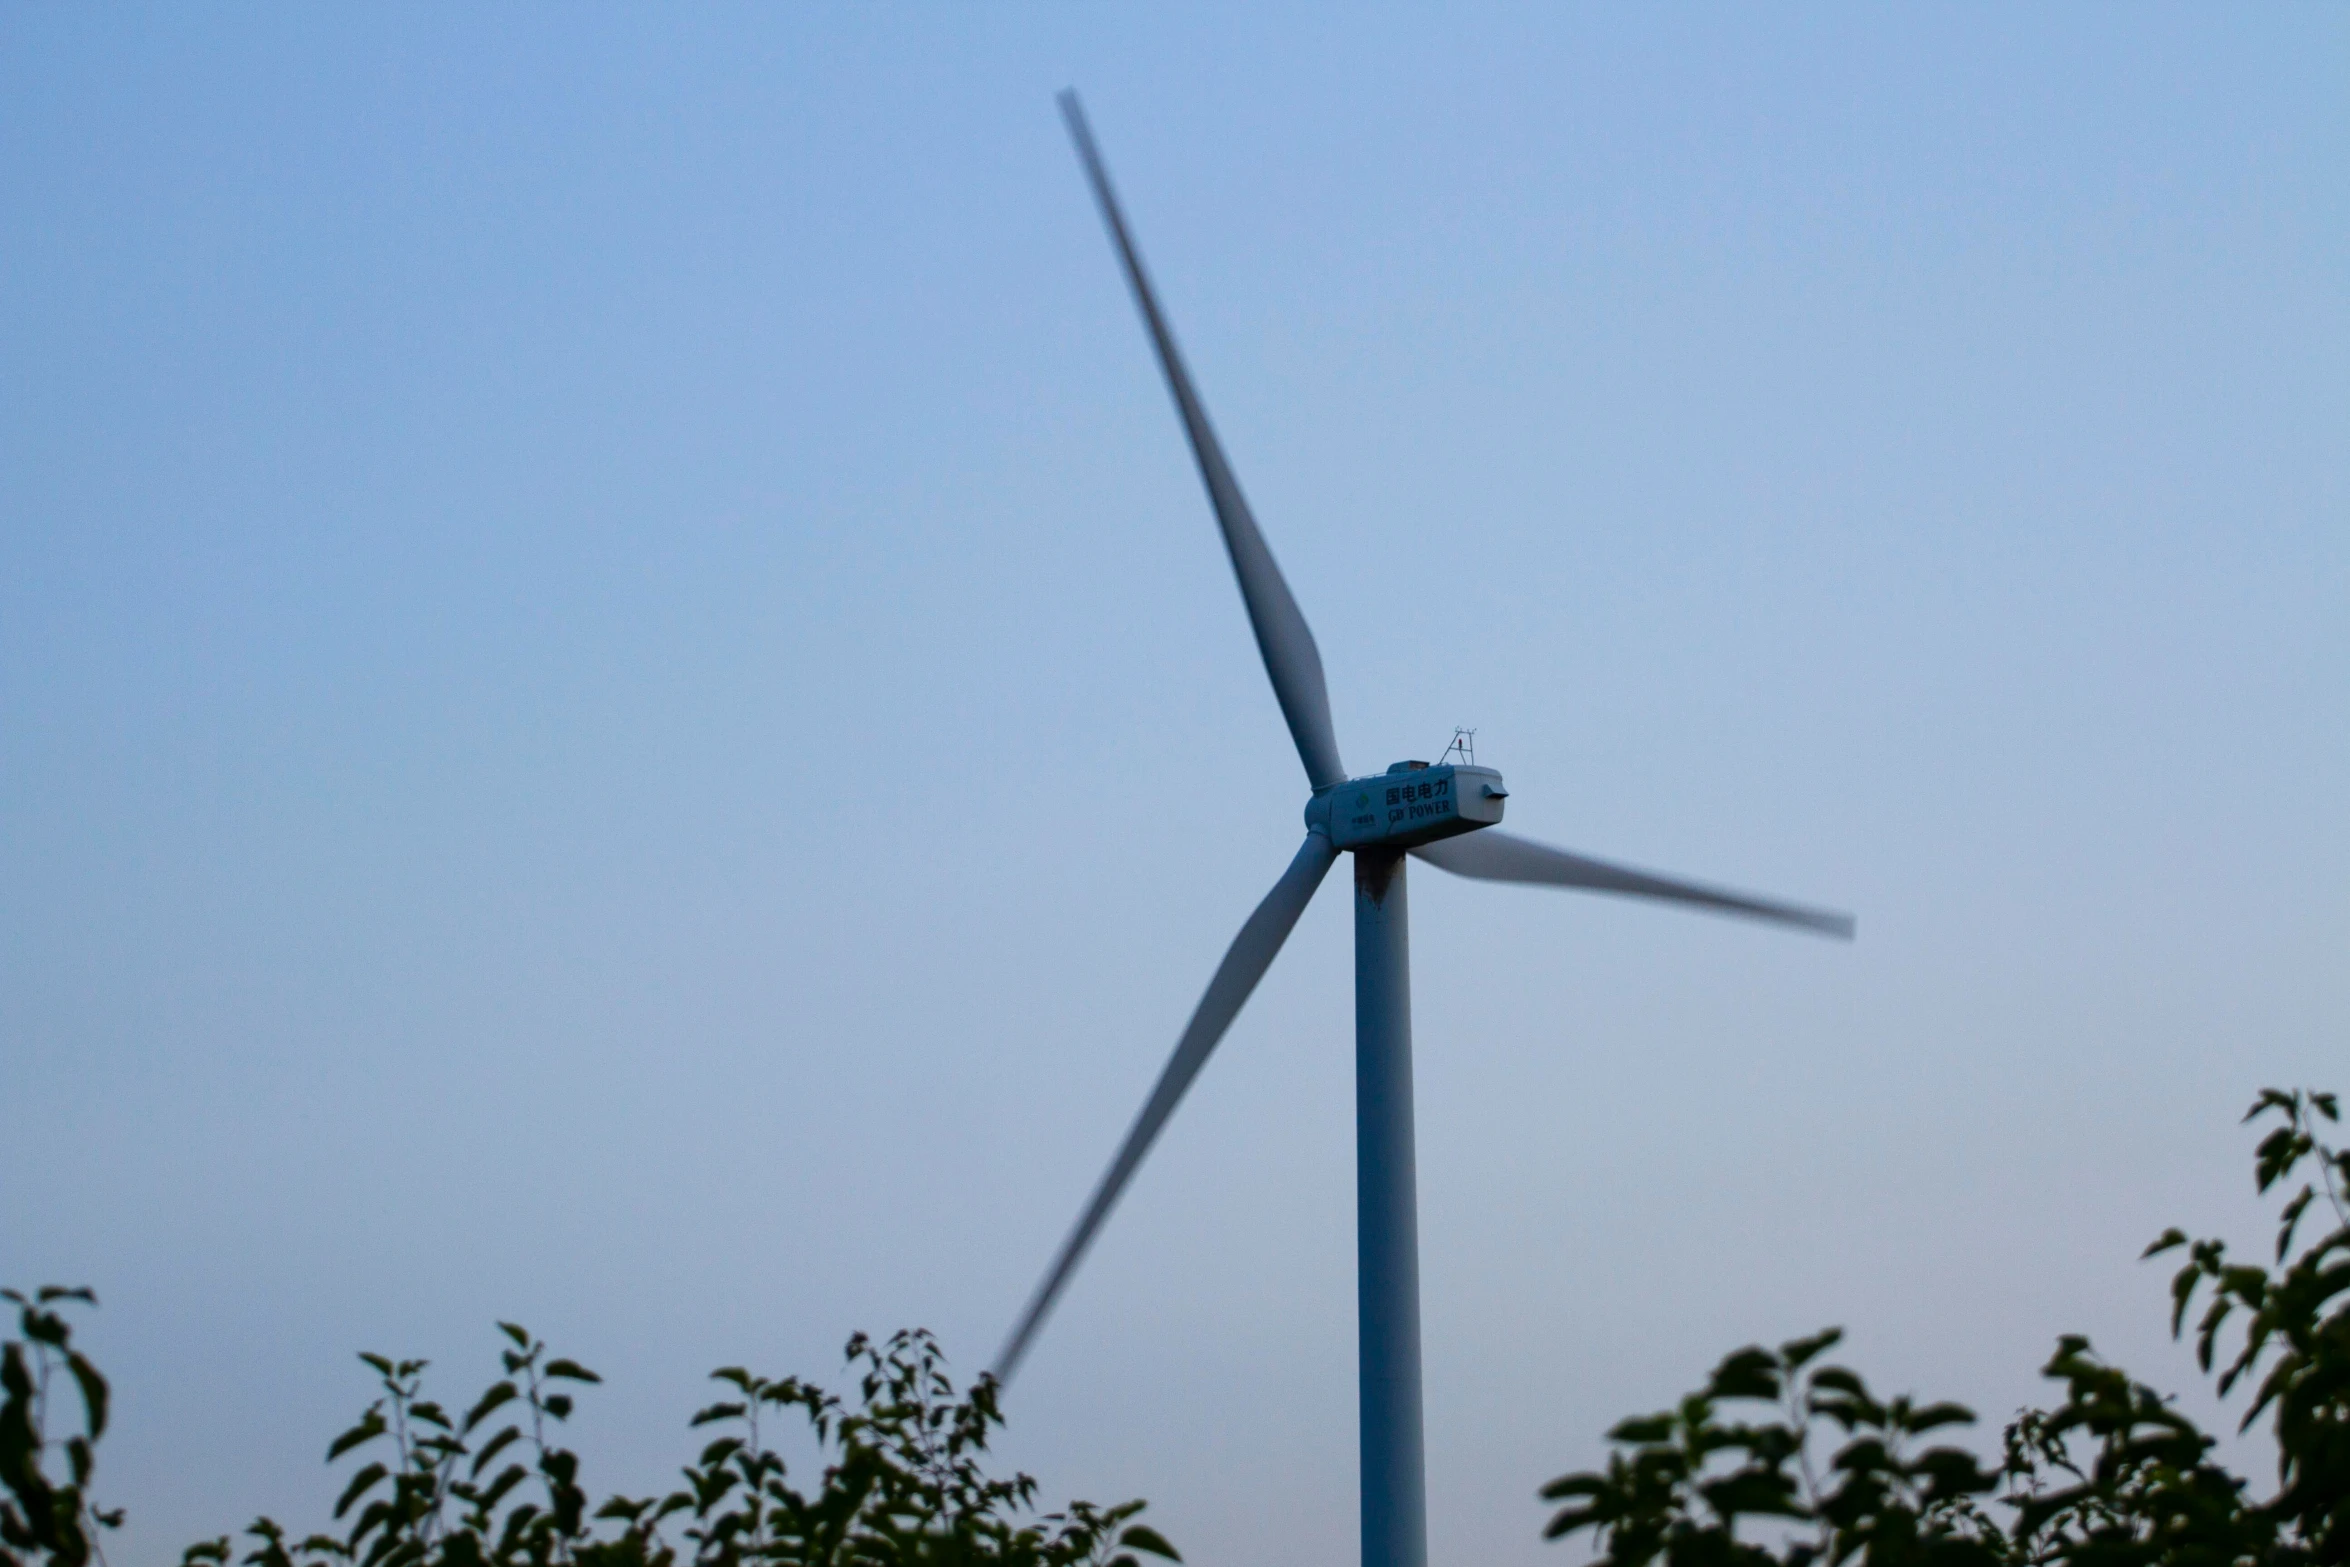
<box><xmin>474</xmin><ymin>1463</ymin><xmax>527</xmax><ymax>1513</ymax></box>
<box><xmin>64</xmin><ymin>1353</ymin><xmax>107</xmax><ymax>1441</ymax></box>
<box><xmin>1543</xmin><ymin>1506</ymin><xmax>1599</xmax><ymax>1540</ymax></box>
<box><xmin>459</xmin><ymin>1382</ymin><xmax>515</xmax><ymax>1435</ymax></box>
<box><xmin>1901</xmin><ymin>1402</ymin><xmax>1975</xmax><ymax>1434</ymax></box>
<box><xmin>327</xmin><ymin>1412</ymin><xmax>387</xmax><ymax>1462</ymax></box>
<box><xmin>1911</xmin><ymin>1446</ymin><xmax>1998</xmax><ymax>1499</ymax></box>
<box><xmin>1608</xmin><ymin>1414</ymin><xmax>1675</xmax><ymax>1445</ymax></box>
<box><xmin>1539</xmin><ymin>1475</ymin><xmax>1606</xmax><ymax>1501</ymax></box>
<box><xmin>333</xmin><ymin>1463</ymin><xmax>389</xmax><ymax>1520</ymax></box>
<box><xmin>1117</xmin><ymin>1524</ymin><xmax>1181</xmax><ymax>1561</ymax></box>
<box><xmin>2276</xmin><ymin>1187</ymin><xmax>2314</xmax><ymax>1261</ymax></box>
<box><xmin>2169</xmin><ymin>1265</ymin><xmax>2204</xmax><ymax>1337</ymax></box>
<box><xmin>1830</xmin><ymin>1435</ymin><xmax>1894</xmax><ymax>1476</ymax></box>
<box><xmin>2245</xmin><ymin>1088</ymin><xmax>2297</xmax><ymax>1123</ymax></box>
<box><xmin>541</xmin><ymin>1360</ymin><xmax>600</xmax><ymax>1385</ymax></box>
<box><xmin>469</xmin><ymin>1425</ymin><xmax>521</xmax><ymax>1479</ymax></box>
<box><xmin>497</xmin><ymin>1324</ymin><xmax>530</xmax><ymax>1350</ymax></box>
<box><xmin>1708</xmin><ymin>1347</ymin><xmax>1780</xmax><ymax>1401</ymax></box>
<box><xmin>1700</xmin><ymin>1471</ymin><xmax>1805</xmax><ymax>1518</ymax></box>
<box><xmin>1810</xmin><ymin>1366</ymin><xmax>1867</xmax><ymax>1394</ymax></box>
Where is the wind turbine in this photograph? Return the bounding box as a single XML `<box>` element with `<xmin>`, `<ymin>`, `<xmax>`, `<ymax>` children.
<box><xmin>1000</xmin><ymin>93</ymin><xmax>1855</xmax><ymax>1567</ymax></box>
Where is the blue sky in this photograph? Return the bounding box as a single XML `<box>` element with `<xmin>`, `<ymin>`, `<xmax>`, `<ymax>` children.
<box><xmin>3</xmin><ymin>7</ymin><xmax>2343</xmax><ymax>1564</ymax></box>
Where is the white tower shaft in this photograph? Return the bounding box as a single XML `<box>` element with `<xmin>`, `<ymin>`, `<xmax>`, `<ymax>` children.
<box><xmin>1355</xmin><ymin>849</ymin><xmax>1427</xmax><ymax>1567</ymax></box>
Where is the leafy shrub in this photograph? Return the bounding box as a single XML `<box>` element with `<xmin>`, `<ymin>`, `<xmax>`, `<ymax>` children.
<box><xmin>16</xmin><ymin>1084</ymin><xmax>2340</xmax><ymax>1567</ymax></box>
<box><xmin>183</xmin><ymin>1326</ymin><xmax>1175</xmax><ymax>1567</ymax></box>
<box><xmin>1542</xmin><ymin>1087</ymin><xmax>2349</xmax><ymax>1567</ymax></box>
<box><xmin>1</xmin><ymin>1288</ymin><xmax>119</xmax><ymax>1567</ymax></box>
<box><xmin>1</xmin><ymin>1309</ymin><xmax>1172</xmax><ymax>1567</ymax></box>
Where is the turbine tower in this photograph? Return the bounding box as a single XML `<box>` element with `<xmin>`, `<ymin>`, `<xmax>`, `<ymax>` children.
<box><xmin>1001</xmin><ymin>93</ymin><xmax>1855</xmax><ymax>1567</ymax></box>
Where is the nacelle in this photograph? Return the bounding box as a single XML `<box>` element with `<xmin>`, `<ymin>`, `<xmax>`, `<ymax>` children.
<box><xmin>1310</xmin><ymin>762</ymin><xmax>1507</xmax><ymax>851</ymax></box>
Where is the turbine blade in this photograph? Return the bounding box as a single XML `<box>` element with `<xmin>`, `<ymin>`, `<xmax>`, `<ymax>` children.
<box><xmin>996</xmin><ymin>830</ymin><xmax>1341</xmax><ymax>1382</ymax></box>
<box><xmin>1058</xmin><ymin>90</ymin><xmax>1346</xmax><ymax>793</ymax></box>
<box><xmin>1412</xmin><ymin>829</ymin><xmax>1855</xmax><ymax>939</ymax></box>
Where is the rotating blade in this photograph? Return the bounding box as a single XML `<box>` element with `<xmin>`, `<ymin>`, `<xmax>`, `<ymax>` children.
<box><xmin>995</xmin><ymin>830</ymin><xmax>1341</xmax><ymax>1382</ymax></box>
<box><xmin>1413</xmin><ymin>829</ymin><xmax>1854</xmax><ymax>939</ymax></box>
<box><xmin>1058</xmin><ymin>90</ymin><xmax>1346</xmax><ymax>793</ymax></box>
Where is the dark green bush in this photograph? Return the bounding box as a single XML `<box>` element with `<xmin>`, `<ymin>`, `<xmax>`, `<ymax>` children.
<box><xmin>13</xmin><ymin>1085</ymin><xmax>2340</xmax><ymax>1567</ymax></box>
<box><xmin>1542</xmin><ymin>1087</ymin><xmax>2349</xmax><ymax>1567</ymax></box>
<box><xmin>1</xmin><ymin>1288</ymin><xmax>118</xmax><ymax>1567</ymax></box>
<box><xmin>1</xmin><ymin>1310</ymin><xmax>1173</xmax><ymax>1567</ymax></box>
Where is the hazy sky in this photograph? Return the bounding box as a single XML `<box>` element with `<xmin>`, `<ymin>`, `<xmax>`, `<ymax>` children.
<box><xmin>3</xmin><ymin>7</ymin><xmax>2343</xmax><ymax>1564</ymax></box>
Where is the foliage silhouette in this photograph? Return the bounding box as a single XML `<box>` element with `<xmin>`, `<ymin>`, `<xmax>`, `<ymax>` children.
<box><xmin>1542</xmin><ymin>1087</ymin><xmax>2348</xmax><ymax>1567</ymax></box>
<box><xmin>1</xmin><ymin>1288</ymin><xmax>120</xmax><ymax>1567</ymax></box>
<box><xmin>1</xmin><ymin>1308</ymin><xmax>1170</xmax><ymax>1567</ymax></box>
<box><xmin>11</xmin><ymin>1084</ymin><xmax>2340</xmax><ymax>1567</ymax></box>
<box><xmin>174</xmin><ymin>1327</ymin><xmax>1175</xmax><ymax>1567</ymax></box>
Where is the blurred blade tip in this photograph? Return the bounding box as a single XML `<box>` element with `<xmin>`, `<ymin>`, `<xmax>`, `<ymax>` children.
<box><xmin>989</xmin><ymin>833</ymin><xmax>1339</xmax><ymax>1387</ymax></box>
